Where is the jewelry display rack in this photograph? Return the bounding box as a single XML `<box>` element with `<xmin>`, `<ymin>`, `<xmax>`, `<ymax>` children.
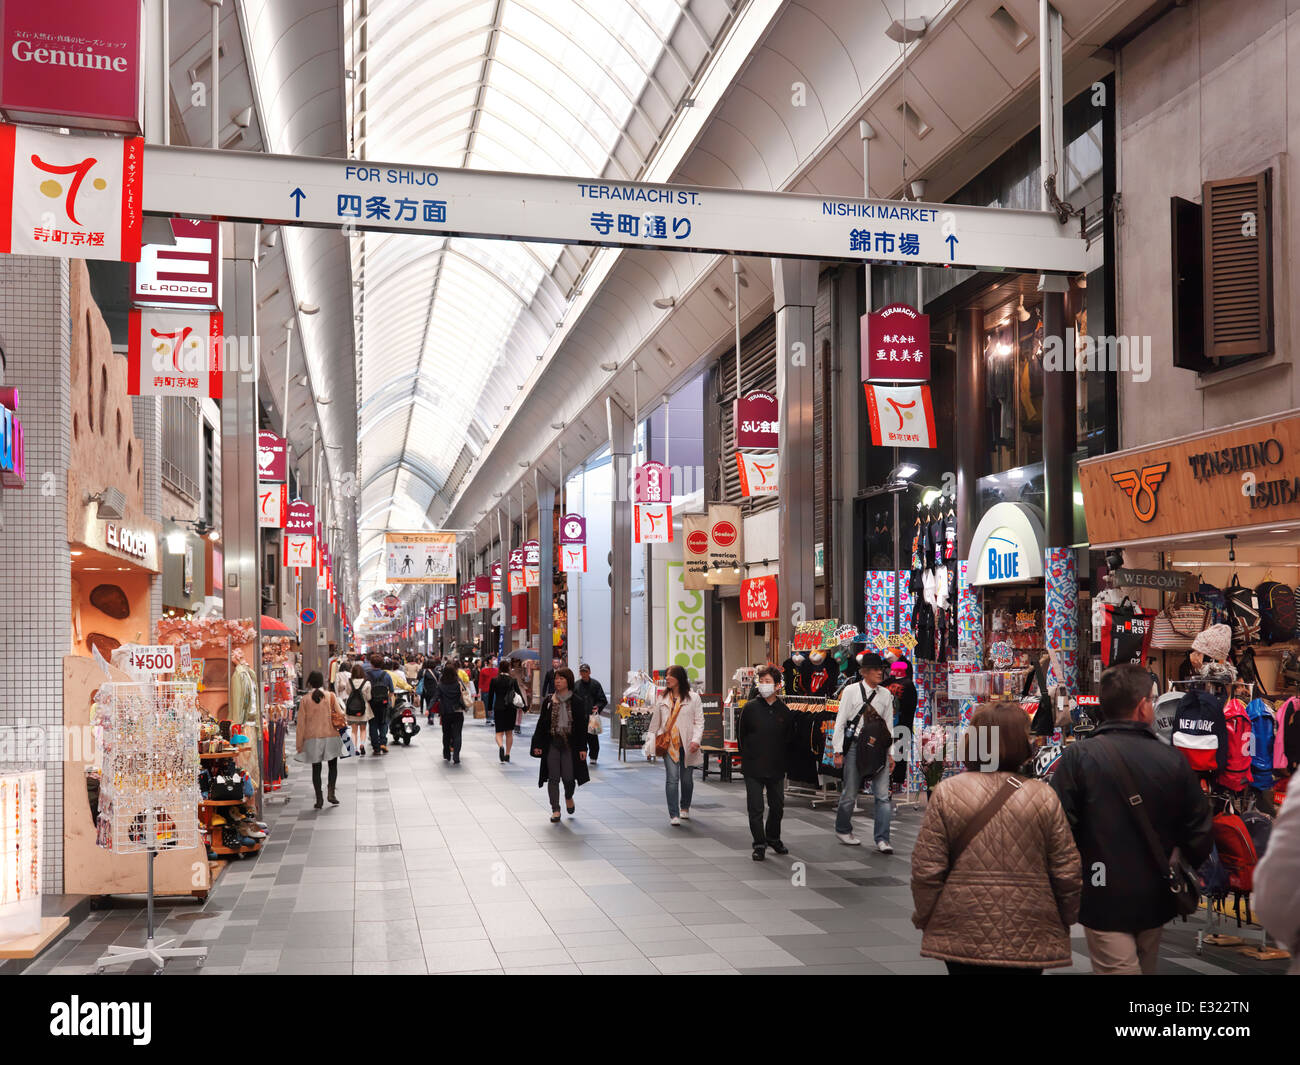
<box><xmin>92</xmin><ymin>680</ymin><xmax>207</xmax><ymax>974</ymax></box>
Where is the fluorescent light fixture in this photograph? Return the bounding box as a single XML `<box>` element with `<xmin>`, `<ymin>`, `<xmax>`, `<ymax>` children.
<box><xmin>652</xmin><ymin>297</ymin><xmax>675</xmax><ymax>309</ymax></box>
<box><xmin>297</xmin><ymin>301</ymin><xmax>320</xmax><ymax>315</ymax></box>
<box><xmin>890</xmin><ymin>462</ymin><xmax>919</xmax><ymax>481</ymax></box>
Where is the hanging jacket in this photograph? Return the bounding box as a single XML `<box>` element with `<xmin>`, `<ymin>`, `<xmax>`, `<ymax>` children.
<box><xmin>1246</xmin><ymin>699</ymin><xmax>1277</xmax><ymax>790</ymax></box>
<box><xmin>1278</xmin><ymin>696</ymin><xmax>1300</xmax><ymax>775</ymax></box>
<box><xmin>1171</xmin><ymin>689</ymin><xmax>1228</xmax><ymax>775</ymax></box>
<box><xmin>1218</xmin><ymin>698</ymin><xmax>1253</xmax><ymax>792</ymax></box>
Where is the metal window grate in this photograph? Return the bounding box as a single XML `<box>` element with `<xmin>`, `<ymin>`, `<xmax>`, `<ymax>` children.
<box><xmin>161</xmin><ymin>396</ymin><xmax>201</xmax><ymax>502</ymax></box>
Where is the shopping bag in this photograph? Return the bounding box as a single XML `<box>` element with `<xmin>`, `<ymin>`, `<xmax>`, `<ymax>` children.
<box><xmin>338</xmin><ymin>727</ymin><xmax>355</xmax><ymax>759</ymax></box>
<box><xmin>1100</xmin><ymin>596</ymin><xmax>1155</xmax><ymax>667</ymax></box>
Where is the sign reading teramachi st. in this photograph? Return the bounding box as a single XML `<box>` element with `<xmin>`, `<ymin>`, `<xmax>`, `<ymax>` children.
<box><xmin>1079</xmin><ymin>411</ymin><xmax>1300</xmax><ymax>547</ymax></box>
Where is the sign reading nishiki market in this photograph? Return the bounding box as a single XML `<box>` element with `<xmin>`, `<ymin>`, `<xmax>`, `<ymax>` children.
<box><xmin>862</xmin><ymin>302</ymin><xmax>930</xmax><ymax>382</ymax></box>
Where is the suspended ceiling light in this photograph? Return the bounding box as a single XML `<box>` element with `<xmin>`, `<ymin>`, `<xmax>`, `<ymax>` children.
<box><xmin>652</xmin><ymin>297</ymin><xmax>675</xmax><ymax>309</ymax></box>
<box><xmin>298</xmin><ymin>301</ymin><xmax>320</xmax><ymax>315</ymax></box>
<box><xmin>885</xmin><ymin>16</ymin><xmax>928</xmax><ymax>43</ymax></box>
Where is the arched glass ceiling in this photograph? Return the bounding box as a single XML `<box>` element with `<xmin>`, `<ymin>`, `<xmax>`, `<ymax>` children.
<box><xmin>348</xmin><ymin>0</ymin><xmax>708</xmax><ymax>587</ymax></box>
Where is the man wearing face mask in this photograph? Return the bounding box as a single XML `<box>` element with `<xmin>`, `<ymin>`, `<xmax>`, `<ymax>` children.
<box><xmin>832</xmin><ymin>652</ymin><xmax>897</xmax><ymax>851</ymax></box>
<box><xmin>738</xmin><ymin>665</ymin><xmax>794</xmax><ymax>861</ymax></box>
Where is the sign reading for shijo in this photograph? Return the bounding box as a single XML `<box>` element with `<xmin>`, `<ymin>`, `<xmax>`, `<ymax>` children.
<box><xmin>385</xmin><ymin>531</ymin><xmax>456</xmax><ymax>583</ymax></box>
<box><xmin>0</xmin><ymin>124</ymin><xmax>142</xmax><ymax>260</ymax></box>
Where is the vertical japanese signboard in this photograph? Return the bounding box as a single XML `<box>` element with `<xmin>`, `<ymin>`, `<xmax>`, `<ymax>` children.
<box><xmin>523</xmin><ymin>539</ymin><xmax>540</xmax><ymax>588</ymax></box>
<box><xmin>127</xmin><ymin>307</ymin><xmax>223</xmax><ymax>399</ymax></box>
<box><xmin>862</xmin><ymin>303</ymin><xmax>931</xmax><ymax>382</ymax></box>
<box><xmin>283</xmin><ymin>499</ymin><xmax>316</xmax><ymax>568</ymax></box>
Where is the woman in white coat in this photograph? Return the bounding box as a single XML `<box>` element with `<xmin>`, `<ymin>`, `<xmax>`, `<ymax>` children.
<box><xmin>1254</xmin><ymin>792</ymin><xmax>1300</xmax><ymax>973</ymax></box>
<box><xmin>646</xmin><ymin>664</ymin><xmax>704</xmax><ymax>826</ymax></box>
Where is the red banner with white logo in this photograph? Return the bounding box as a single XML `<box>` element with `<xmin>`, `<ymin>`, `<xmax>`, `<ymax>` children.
<box><xmin>740</xmin><ymin>575</ymin><xmax>778</xmax><ymax>622</ymax></box>
<box><xmin>736</xmin><ymin>452</ymin><xmax>778</xmax><ymax>496</ymax></box>
<box><xmin>634</xmin><ymin>502</ymin><xmax>672</xmax><ymax>544</ymax></box>
<box><xmin>257</xmin><ymin>482</ymin><xmax>287</xmax><ymax>529</ymax></box>
<box><xmin>560</xmin><ymin>544</ymin><xmax>587</xmax><ymax>572</ymax></box>
<box><xmin>0</xmin><ymin>124</ymin><xmax>141</xmax><ymax>260</ymax></box>
<box><xmin>865</xmin><ymin>383</ymin><xmax>937</xmax><ymax>448</ymax></box>
<box><xmin>127</xmin><ymin>308</ymin><xmax>224</xmax><ymax>399</ymax></box>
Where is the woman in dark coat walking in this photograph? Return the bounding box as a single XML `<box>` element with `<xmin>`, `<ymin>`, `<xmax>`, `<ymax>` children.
<box><xmin>435</xmin><ymin>659</ymin><xmax>467</xmax><ymax>764</ymax></box>
<box><xmin>531</xmin><ymin>667</ymin><xmax>590</xmax><ymax>821</ymax></box>
<box><xmin>491</xmin><ymin>658</ymin><xmax>525</xmax><ymax>762</ymax></box>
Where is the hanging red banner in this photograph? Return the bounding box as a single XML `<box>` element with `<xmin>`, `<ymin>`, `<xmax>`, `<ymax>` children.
<box><xmin>865</xmin><ymin>383</ymin><xmax>937</xmax><ymax>448</ymax></box>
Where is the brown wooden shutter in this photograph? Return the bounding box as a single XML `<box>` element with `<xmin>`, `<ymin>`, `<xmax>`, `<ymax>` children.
<box><xmin>1202</xmin><ymin>170</ymin><xmax>1273</xmax><ymax>360</ymax></box>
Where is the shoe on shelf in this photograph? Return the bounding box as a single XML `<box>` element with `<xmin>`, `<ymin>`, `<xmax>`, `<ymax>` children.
<box><xmin>680</xmin><ymin>809</ymin><xmax>690</xmax><ymax>821</ymax></box>
<box><xmin>752</xmin><ymin>847</ymin><xmax>766</xmax><ymax>861</ymax></box>
<box><xmin>669</xmin><ymin>816</ymin><xmax>681</xmax><ymax>826</ymax></box>
<box><xmin>836</xmin><ymin>832</ymin><xmax>862</xmax><ymax>846</ymax></box>
<box><xmin>768</xmin><ymin>840</ymin><xmax>789</xmax><ymax>855</ymax></box>
<box><xmin>876</xmin><ymin>840</ymin><xmax>894</xmax><ymax>854</ymax></box>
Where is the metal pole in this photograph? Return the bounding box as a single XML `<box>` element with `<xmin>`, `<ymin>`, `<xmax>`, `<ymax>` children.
<box><xmin>207</xmin><ymin>1</ymin><xmax>222</xmax><ymax>149</ymax></box>
<box><xmin>632</xmin><ymin>360</ymin><xmax>640</xmax><ymax>468</ymax></box>
<box><xmin>733</xmin><ymin>257</ymin><xmax>743</xmax><ymax>399</ymax></box>
<box><xmin>282</xmin><ymin>320</ymin><xmax>293</xmax><ymax>437</ymax></box>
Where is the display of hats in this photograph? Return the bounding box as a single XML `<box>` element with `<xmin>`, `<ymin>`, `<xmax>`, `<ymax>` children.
<box><xmin>1191</xmin><ymin>623</ymin><xmax>1232</xmax><ymax>662</ymax></box>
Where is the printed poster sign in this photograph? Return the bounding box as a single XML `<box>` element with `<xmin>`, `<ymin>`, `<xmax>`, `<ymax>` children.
<box><xmin>257</xmin><ymin>481</ymin><xmax>287</xmax><ymax>528</ymax></box>
<box><xmin>560</xmin><ymin>513</ymin><xmax>586</xmax><ymax>545</ymax></box>
<box><xmin>523</xmin><ymin>539</ymin><xmax>540</xmax><ymax>588</ymax></box>
<box><xmin>385</xmin><ymin>531</ymin><xmax>456</xmax><ymax>583</ymax></box>
<box><xmin>633</xmin><ymin>461</ymin><xmax>671</xmax><ymax>504</ymax></box>
<box><xmin>282</xmin><ymin>499</ymin><xmax>316</xmax><ymax>568</ymax></box>
<box><xmin>560</xmin><ymin>544</ymin><xmax>587</xmax><ymax>573</ymax></box>
<box><xmin>736</xmin><ymin>451</ymin><xmax>778</xmax><ymax>496</ymax></box>
<box><xmin>0</xmin><ymin>123</ymin><xmax>142</xmax><ymax>260</ymax></box>
<box><xmin>862</xmin><ymin>302</ymin><xmax>931</xmax><ymax>381</ymax></box>
<box><xmin>127</xmin><ymin>307</ymin><xmax>223</xmax><ymax>399</ymax></box>
<box><xmin>257</xmin><ymin>430</ymin><xmax>288</xmax><ymax>482</ymax></box>
<box><xmin>706</xmin><ymin>505</ymin><xmax>743</xmax><ymax>585</ymax></box>
<box><xmin>633</xmin><ymin>502</ymin><xmax>672</xmax><ymax>544</ymax></box>
<box><xmin>682</xmin><ymin>512</ymin><xmax>710</xmax><ymax>590</ymax></box>
<box><xmin>865</xmin><ymin>383</ymin><xmax>937</xmax><ymax>448</ymax></box>
<box><xmin>133</xmin><ymin>218</ymin><xmax>222</xmax><ymax>309</ymax></box>
<box><xmin>734</xmin><ymin>389</ymin><xmax>779</xmax><ymax>449</ymax></box>
<box><xmin>475</xmin><ymin>575</ymin><xmax>490</xmax><ymax>612</ymax></box>
<box><xmin>491</xmin><ymin>560</ymin><xmax>503</xmax><ymax>609</ymax></box>
<box><xmin>666</xmin><ymin>561</ymin><xmax>705</xmax><ymax>683</ymax></box>
<box><xmin>509</xmin><ymin>548</ymin><xmax>525</xmax><ymax>595</ymax></box>
<box><xmin>740</xmin><ymin>575</ymin><xmax>778</xmax><ymax>622</ymax></box>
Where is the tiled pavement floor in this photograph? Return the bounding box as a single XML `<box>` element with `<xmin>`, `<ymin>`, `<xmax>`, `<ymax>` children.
<box><xmin>25</xmin><ymin>716</ymin><xmax>1288</xmax><ymax>975</ymax></box>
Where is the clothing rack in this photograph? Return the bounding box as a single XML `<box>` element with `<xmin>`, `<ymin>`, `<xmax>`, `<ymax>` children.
<box><xmin>781</xmin><ymin>695</ymin><xmax>841</xmax><ymax>809</ymax></box>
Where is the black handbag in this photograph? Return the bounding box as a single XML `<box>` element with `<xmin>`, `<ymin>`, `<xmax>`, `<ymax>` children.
<box><xmin>1106</xmin><ymin>745</ymin><xmax>1200</xmax><ymax>918</ymax></box>
<box><xmin>209</xmin><ymin>771</ymin><xmax>244</xmax><ymax>802</ymax></box>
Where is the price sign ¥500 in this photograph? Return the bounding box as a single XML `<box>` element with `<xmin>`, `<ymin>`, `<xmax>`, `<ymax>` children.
<box><xmin>127</xmin><ymin>645</ymin><xmax>177</xmax><ymax>674</ymax></box>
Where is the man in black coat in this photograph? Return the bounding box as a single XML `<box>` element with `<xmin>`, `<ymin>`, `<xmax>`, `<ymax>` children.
<box><xmin>1052</xmin><ymin>663</ymin><xmax>1213</xmax><ymax>975</ymax></box>
<box><xmin>575</xmin><ymin>663</ymin><xmax>609</xmax><ymax>764</ymax></box>
<box><xmin>738</xmin><ymin>665</ymin><xmax>794</xmax><ymax>861</ymax></box>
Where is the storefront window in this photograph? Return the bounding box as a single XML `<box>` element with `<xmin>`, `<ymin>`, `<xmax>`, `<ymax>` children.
<box><xmin>985</xmin><ymin>309</ymin><xmax>1044</xmax><ymax>472</ymax></box>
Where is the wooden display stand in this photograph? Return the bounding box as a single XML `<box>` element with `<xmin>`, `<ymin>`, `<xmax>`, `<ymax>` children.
<box><xmin>62</xmin><ymin>656</ymin><xmax>210</xmax><ymax>897</ymax></box>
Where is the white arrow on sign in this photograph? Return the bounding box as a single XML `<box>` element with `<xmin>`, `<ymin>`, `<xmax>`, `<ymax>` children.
<box><xmin>143</xmin><ymin>145</ymin><xmax>1087</xmax><ymax>274</ymax></box>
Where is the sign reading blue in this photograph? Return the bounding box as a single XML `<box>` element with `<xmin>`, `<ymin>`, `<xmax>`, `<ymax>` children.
<box><xmin>986</xmin><ymin>535</ymin><xmax>1021</xmax><ymax>582</ymax></box>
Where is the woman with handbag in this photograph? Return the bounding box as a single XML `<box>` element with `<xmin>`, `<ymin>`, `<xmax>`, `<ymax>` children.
<box><xmin>910</xmin><ymin>700</ymin><xmax>1081</xmax><ymax>974</ymax></box>
<box><xmin>296</xmin><ymin>670</ymin><xmax>346</xmax><ymax>810</ymax></box>
<box><xmin>491</xmin><ymin>658</ymin><xmax>526</xmax><ymax>762</ymax></box>
<box><xmin>645</xmin><ymin>665</ymin><xmax>704</xmax><ymax>826</ymax></box>
<box><xmin>530</xmin><ymin>667</ymin><xmax>590</xmax><ymax>821</ymax></box>
<box><xmin>434</xmin><ymin>658</ymin><xmax>467</xmax><ymax>764</ymax></box>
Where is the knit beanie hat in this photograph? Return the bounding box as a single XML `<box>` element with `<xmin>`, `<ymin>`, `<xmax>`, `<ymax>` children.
<box><xmin>1191</xmin><ymin>623</ymin><xmax>1232</xmax><ymax>662</ymax></box>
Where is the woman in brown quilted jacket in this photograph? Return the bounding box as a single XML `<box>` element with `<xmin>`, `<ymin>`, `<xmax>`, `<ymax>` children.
<box><xmin>911</xmin><ymin>701</ymin><xmax>1081</xmax><ymax>974</ymax></box>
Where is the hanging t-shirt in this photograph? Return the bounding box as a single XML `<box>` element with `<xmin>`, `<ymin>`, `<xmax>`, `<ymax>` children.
<box><xmin>944</xmin><ymin>511</ymin><xmax>957</xmax><ymax>561</ymax></box>
<box><xmin>801</xmin><ymin>656</ymin><xmax>840</xmax><ymax>697</ymax></box>
<box><xmin>930</xmin><ymin>517</ymin><xmax>945</xmax><ymax>571</ymax></box>
<box><xmin>910</xmin><ymin>522</ymin><xmax>923</xmax><ymax>570</ymax></box>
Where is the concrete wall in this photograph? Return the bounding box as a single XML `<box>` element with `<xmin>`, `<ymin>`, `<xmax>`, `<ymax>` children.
<box><xmin>1116</xmin><ymin>0</ymin><xmax>1300</xmax><ymax>446</ymax></box>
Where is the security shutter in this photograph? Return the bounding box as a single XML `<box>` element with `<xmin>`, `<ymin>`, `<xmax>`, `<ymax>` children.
<box><xmin>718</xmin><ymin>316</ymin><xmax>777</xmax><ymax>510</ymax></box>
<box><xmin>1202</xmin><ymin>171</ymin><xmax>1272</xmax><ymax>360</ymax></box>
<box><xmin>813</xmin><ymin>274</ymin><xmax>832</xmax><ymax>552</ymax></box>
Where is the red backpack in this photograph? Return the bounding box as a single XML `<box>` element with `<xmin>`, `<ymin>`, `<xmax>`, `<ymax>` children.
<box><xmin>1217</xmin><ymin>699</ymin><xmax>1253</xmax><ymax>791</ymax></box>
<box><xmin>1212</xmin><ymin>812</ymin><xmax>1257</xmax><ymax>893</ymax></box>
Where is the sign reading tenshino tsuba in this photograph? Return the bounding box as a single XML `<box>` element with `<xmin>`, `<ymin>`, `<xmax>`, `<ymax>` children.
<box><xmin>862</xmin><ymin>303</ymin><xmax>930</xmax><ymax>382</ymax></box>
<box><xmin>143</xmin><ymin>145</ymin><xmax>1088</xmax><ymax>273</ymax></box>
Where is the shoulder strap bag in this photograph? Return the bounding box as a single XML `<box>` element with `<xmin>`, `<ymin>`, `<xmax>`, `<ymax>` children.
<box><xmin>948</xmin><ymin>776</ymin><xmax>1022</xmax><ymax>871</ymax></box>
<box><xmin>842</xmin><ymin>681</ymin><xmax>876</xmax><ymax>753</ymax></box>
<box><xmin>1103</xmin><ymin>741</ymin><xmax>1200</xmax><ymax>917</ymax></box>
<box><xmin>654</xmin><ymin>697</ymin><xmax>684</xmax><ymax>757</ymax></box>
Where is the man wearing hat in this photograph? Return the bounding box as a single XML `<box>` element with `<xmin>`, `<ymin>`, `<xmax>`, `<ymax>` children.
<box><xmin>832</xmin><ymin>651</ymin><xmax>897</xmax><ymax>852</ymax></box>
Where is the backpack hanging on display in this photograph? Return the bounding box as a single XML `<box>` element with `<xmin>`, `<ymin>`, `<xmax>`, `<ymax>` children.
<box><xmin>1197</xmin><ymin>581</ymin><xmax>1231</xmax><ymax>627</ymax></box>
<box><xmin>1211</xmin><ymin>811</ymin><xmax>1259</xmax><ymax>925</ymax></box>
<box><xmin>1217</xmin><ymin>699</ymin><xmax>1254</xmax><ymax>793</ymax></box>
<box><xmin>1255</xmin><ymin>580</ymin><xmax>1296</xmax><ymax>645</ymax></box>
<box><xmin>1224</xmin><ymin>575</ymin><xmax>1260</xmax><ymax>647</ymax></box>
<box><xmin>1172</xmin><ymin>689</ymin><xmax>1228</xmax><ymax>775</ymax></box>
<box><xmin>1234</xmin><ymin>646</ymin><xmax>1267</xmax><ymax>697</ymax></box>
<box><xmin>1245</xmin><ymin>698</ymin><xmax>1277</xmax><ymax>790</ymax></box>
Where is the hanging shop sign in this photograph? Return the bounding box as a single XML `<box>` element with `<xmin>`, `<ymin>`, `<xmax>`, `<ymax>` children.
<box><xmin>257</xmin><ymin>430</ymin><xmax>288</xmax><ymax>482</ymax></box>
<box><xmin>682</xmin><ymin>513</ymin><xmax>710</xmax><ymax>590</ymax></box>
<box><xmin>1111</xmin><ymin>567</ymin><xmax>1198</xmax><ymax>594</ymax></box>
<box><xmin>740</xmin><ymin>575</ymin><xmax>778</xmax><ymax>622</ymax></box>
<box><xmin>143</xmin><ymin>143</ymin><xmax>1089</xmax><ymax>274</ymax></box>
<box><xmin>0</xmin><ymin>124</ymin><xmax>141</xmax><ymax>260</ymax></box>
<box><xmin>705</xmin><ymin>505</ymin><xmax>743</xmax><ymax>585</ymax></box>
<box><xmin>491</xmin><ymin>560</ymin><xmax>503</xmax><ymax>608</ymax></box>
<box><xmin>791</xmin><ymin>619</ymin><xmax>841</xmax><ymax>652</ymax></box>
<box><xmin>1078</xmin><ymin>412</ymin><xmax>1300</xmax><ymax>547</ymax></box>
<box><xmin>861</xmin><ymin>303</ymin><xmax>931</xmax><ymax>382</ymax></box>
<box><xmin>384</xmin><ymin>531</ymin><xmax>456</xmax><ymax>583</ymax></box>
<box><xmin>445</xmin><ymin>593</ymin><xmax>457</xmax><ymax>623</ymax></box>
<box><xmin>865</xmin><ymin>383</ymin><xmax>937</xmax><ymax>448</ymax></box>
<box><xmin>633</xmin><ymin>461</ymin><xmax>672</xmax><ymax>504</ymax></box>
<box><xmin>257</xmin><ymin>481</ymin><xmax>287</xmax><ymax>528</ymax></box>
<box><xmin>523</xmin><ymin>539</ymin><xmax>541</xmax><ymax>587</ymax></box>
<box><xmin>126</xmin><ymin>307</ymin><xmax>223</xmax><ymax>399</ymax></box>
<box><xmin>734</xmin><ymin>389</ymin><xmax>779</xmax><ymax>449</ymax></box>
<box><xmin>509</xmin><ymin>547</ymin><xmax>525</xmax><ymax>595</ymax></box>
<box><xmin>967</xmin><ymin>502</ymin><xmax>1046</xmax><ymax>586</ymax></box>
<box><xmin>475</xmin><ymin>575</ymin><xmax>490</xmax><ymax>612</ymax></box>
<box><xmin>666</xmin><ymin>562</ymin><xmax>705</xmax><ymax>682</ymax></box>
<box><xmin>633</xmin><ymin>502</ymin><xmax>672</xmax><ymax>544</ymax></box>
<box><xmin>0</xmin><ymin>387</ymin><xmax>25</xmax><ymax>488</ymax></box>
<box><xmin>561</xmin><ymin>544</ymin><xmax>587</xmax><ymax>573</ymax></box>
<box><xmin>559</xmin><ymin>513</ymin><xmax>586</xmax><ymax>545</ymax></box>
<box><xmin>283</xmin><ymin>499</ymin><xmax>316</xmax><ymax>568</ymax></box>
<box><xmin>183</xmin><ymin>542</ymin><xmax>194</xmax><ymax>597</ymax></box>
<box><xmin>132</xmin><ymin>218</ymin><xmax>222</xmax><ymax>309</ymax></box>
<box><xmin>736</xmin><ymin>451</ymin><xmax>778</xmax><ymax>496</ymax></box>
<box><xmin>0</xmin><ymin>0</ymin><xmax>144</xmax><ymax>134</ymax></box>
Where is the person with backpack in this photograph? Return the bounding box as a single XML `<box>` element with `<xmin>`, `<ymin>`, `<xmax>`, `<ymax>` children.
<box><xmin>1051</xmin><ymin>663</ymin><xmax>1214</xmax><ymax>975</ymax></box>
<box><xmin>911</xmin><ymin>700</ymin><xmax>1081</xmax><ymax>973</ymax></box>
<box><xmin>340</xmin><ymin>663</ymin><xmax>373</xmax><ymax>756</ymax></box>
<box><xmin>418</xmin><ymin>657</ymin><xmax>439</xmax><ymax>723</ymax></box>
<box><xmin>365</xmin><ymin>653</ymin><xmax>394</xmax><ymax>756</ymax></box>
<box><xmin>831</xmin><ymin>652</ymin><xmax>896</xmax><ymax>852</ymax></box>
